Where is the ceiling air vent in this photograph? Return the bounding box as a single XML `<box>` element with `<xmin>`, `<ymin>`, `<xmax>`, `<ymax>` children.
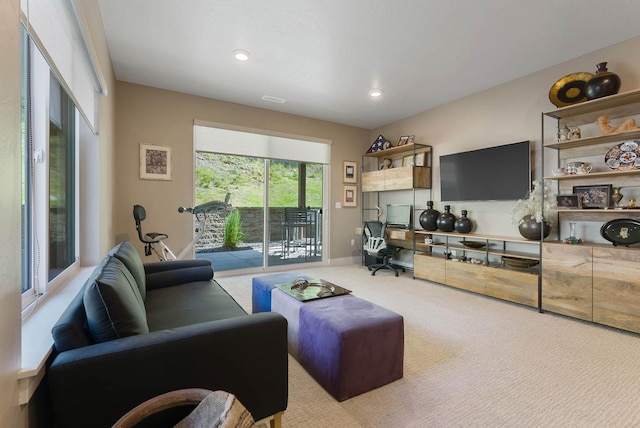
<box><xmin>261</xmin><ymin>95</ymin><xmax>287</xmax><ymax>104</ymax></box>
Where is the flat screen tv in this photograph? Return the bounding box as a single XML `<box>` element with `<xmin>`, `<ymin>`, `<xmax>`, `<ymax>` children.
<box><xmin>440</xmin><ymin>141</ymin><xmax>531</xmax><ymax>201</ymax></box>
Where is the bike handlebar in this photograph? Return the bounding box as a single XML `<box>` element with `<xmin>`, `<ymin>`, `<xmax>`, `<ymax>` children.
<box><xmin>178</xmin><ymin>200</ymin><xmax>228</xmax><ymax>214</ymax></box>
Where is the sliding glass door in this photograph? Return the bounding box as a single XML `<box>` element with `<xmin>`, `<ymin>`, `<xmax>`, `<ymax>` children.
<box><xmin>194</xmin><ymin>152</ymin><xmax>324</xmax><ymax>272</ymax></box>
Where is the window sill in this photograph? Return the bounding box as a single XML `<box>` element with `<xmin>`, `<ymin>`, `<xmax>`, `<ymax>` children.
<box><xmin>18</xmin><ymin>266</ymin><xmax>95</xmax><ymax>404</ymax></box>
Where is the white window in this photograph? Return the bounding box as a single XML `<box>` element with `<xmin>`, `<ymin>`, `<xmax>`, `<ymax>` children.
<box><xmin>21</xmin><ymin>26</ymin><xmax>79</xmax><ymax>310</ymax></box>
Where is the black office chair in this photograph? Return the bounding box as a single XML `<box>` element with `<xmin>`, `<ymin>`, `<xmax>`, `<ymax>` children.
<box><xmin>132</xmin><ymin>204</ymin><xmax>175</xmax><ymax>260</ymax></box>
<box><xmin>363</xmin><ymin>220</ymin><xmax>402</xmax><ymax>276</ymax></box>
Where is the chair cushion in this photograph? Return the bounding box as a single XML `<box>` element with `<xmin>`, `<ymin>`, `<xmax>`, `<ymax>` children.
<box><xmin>84</xmin><ymin>256</ymin><xmax>149</xmax><ymax>343</ymax></box>
<box><xmin>110</xmin><ymin>241</ymin><xmax>147</xmax><ymax>300</ymax></box>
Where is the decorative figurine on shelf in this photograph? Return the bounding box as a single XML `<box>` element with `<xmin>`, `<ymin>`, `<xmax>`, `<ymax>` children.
<box><xmin>611</xmin><ymin>187</ymin><xmax>623</xmax><ymax>207</ymax></box>
<box><xmin>569</xmin><ymin>127</ymin><xmax>581</xmax><ymax>140</ymax></box>
<box><xmin>379</xmin><ymin>158</ymin><xmax>393</xmax><ymax>170</ymax></box>
<box><xmin>557</xmin><ymin>124</ymin><xmax>570</xmax><ymax>142</ymax></box>
<box><xmin>597</xmin><ymin>116</ymin><xmax>640</xmax><ymax>135</ymax></box>
<box><xmin>628</xmin><ymin>198</ymin><xmax>637</xmax><ymax>208</ymax></box>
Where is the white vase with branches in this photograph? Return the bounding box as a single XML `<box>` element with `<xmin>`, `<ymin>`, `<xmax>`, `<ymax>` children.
<box><xmin>511</xmin><ymin>180</ymin><xmax>556</xmax><ymax>239</ymax></box>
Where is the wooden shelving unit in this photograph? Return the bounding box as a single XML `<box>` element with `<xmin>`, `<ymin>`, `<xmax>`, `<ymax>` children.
<box><xmin>541</xmin><ymin>87</ymin><xmax>640</xmax><ymax>333</ymax></box>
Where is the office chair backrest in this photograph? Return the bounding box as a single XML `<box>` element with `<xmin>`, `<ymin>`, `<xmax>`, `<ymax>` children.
<box><xmin>364</xmin><ymin>220</ymin><xmax>386</xmax><ymax>239</ymax></box>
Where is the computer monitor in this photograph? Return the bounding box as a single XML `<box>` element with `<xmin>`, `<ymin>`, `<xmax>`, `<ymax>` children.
<box><xmin>385</xmin><ymin>204</ymin><xmax>412</xmax><ymax>229</ymax></box>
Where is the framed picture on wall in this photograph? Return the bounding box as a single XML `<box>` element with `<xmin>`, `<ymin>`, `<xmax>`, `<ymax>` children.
<box><xmin>343</xmin><ymin>185</ymin><xmax>358</xmax><ymax>208</ymax></box>
<box><xmin>140</xmin><ymin>143</ymin><xmax>172</xmax><ymax>181</ymax></box>
<box><xmin>343</xmin><ymin>160</ymin><xmax>358</xmax><ymax>183</ymax></box>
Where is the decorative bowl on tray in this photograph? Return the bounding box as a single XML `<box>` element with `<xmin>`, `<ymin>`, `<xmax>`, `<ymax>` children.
<box><xmin>501</xmin><ymin>256</ymin><xmax>539</xmax><ymax>269</ymax></box>
<box><xmin>459</xmin><ymin>241</ymin><xmax>486</xmax><ymax>249</ymax></box>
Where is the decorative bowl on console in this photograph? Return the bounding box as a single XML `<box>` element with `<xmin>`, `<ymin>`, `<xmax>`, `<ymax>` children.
<box><xmin>501</xmin><ymin>256</ymin><xmax>539</xmax><ymax>269</ymax></box>
<box><xmin>459</xmin><ymin>241</ymin><xmax>486</xmax><ymax>249</ymax></box>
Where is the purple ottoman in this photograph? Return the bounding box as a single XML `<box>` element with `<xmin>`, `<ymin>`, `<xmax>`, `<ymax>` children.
<box><xmin>298</xmin><ymin>296</ymin><xmax>404</xmax><ymax>401</ymax></box>
<box><xmin>251</xmin><ymin>272</ymin><xmax>311</xmax><ymax>313</ymax></box>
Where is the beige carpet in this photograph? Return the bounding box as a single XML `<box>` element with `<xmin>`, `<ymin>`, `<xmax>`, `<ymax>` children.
<box><xmin>217</xmin><ymin>264</ymin><xmax>640</xmax><ymax>427</ymax></box>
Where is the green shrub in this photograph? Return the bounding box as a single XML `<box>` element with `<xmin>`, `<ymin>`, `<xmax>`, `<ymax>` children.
<box><xmin>223</xmin><ymin>209</ymin><xmax>245</xmax><ymax>250</ymax></box>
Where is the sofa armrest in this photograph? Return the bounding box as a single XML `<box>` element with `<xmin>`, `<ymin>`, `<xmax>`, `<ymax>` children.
<box><xmin>48</xmin><ymin>312</ymin><xmax>288</xmax><ymax>428</ymax></box>
<box><xmin>144</xmin><ymin>259</ymin><xmax>214</xmax><ymax>290</ymax></box>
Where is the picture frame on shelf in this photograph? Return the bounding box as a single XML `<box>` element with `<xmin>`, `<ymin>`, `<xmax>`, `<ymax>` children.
<box><xmin>556</xmin><ymin>194</ymin><xmax>580</xmax><ymax>209</ymax></box>
<box><xmin>343</xmin><ymin>160</ymin><xmax>357</xmax><ymax>183</ymax></box>
<box><xmin>572</xmin><ymin>184</ymin><xmax>612</xmax><ymax>209</ymax></box>
<box><xmin>397</xmin><ymin>135</ymin><xmax>409</xmax><ymax>146</ymax></box>
<box><xmin>407</xmin><ymin>135</ymin><xmax>415</xmax><ymax>145</ymax></box>
<box><xmin>343</xmin><ymin>185</ymin><xmax>358</xmax><ymax>208</ymax></box>
<box><xmin>402</xmin><ymin>155</ymin><xmax>414</xmax><ymax>167</ymax></box>
<box><xmin>139</xmin><ymin>143</ymin><xmax>172</xmax><ymax>181</ymax></box>
<box><xmin>414</xmin><ymin>152</ymin><xmax>425</xmax><ymax>167</ymax></box>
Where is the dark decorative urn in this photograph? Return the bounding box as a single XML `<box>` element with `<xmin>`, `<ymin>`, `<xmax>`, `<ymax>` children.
<box><xmin>584</xmin><ymin>62</ymin><xmax>621</xmax><ymax>100</ymax></box>
<box><xmin>454</xmin><ymin>210</ymin><xmax>473</xmax><ymax>234</ymax></box>
<box><xmin>518</xmin><ymin>215</ymin><xmax>551</xmax><ymax>241</ymax></box>
<box><xmin>436</xmin><ymin>205</ymin><xmax>457</xmax><ymax>232</ymax></box>
<box><xmin>419</xmin><ymin>201</ymin><xmax>440</xmax><ymax>231</ymax></box>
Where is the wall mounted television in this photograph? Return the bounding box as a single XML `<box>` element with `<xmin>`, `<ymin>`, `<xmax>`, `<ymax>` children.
<box><xmin>440</xmin><ymin>141</ymin><xmax>531</xmax><ymax>202</ymax></box>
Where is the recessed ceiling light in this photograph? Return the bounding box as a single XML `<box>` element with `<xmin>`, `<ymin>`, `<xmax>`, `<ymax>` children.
<box><xmin>369</xmin><ymin>89</ymin><xmax>383</xmax><ymax>98</ymax></box>
<box><xmin>233</xmin><ymin>50</ymin><xmax>250</xmax><ymax>61</ymax></box>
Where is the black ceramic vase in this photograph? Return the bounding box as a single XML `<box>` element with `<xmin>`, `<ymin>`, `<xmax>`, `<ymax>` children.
<box><xmin>518</xmin><ymin>215</ymin><xmax>551</xmax><ymax>240</ymax></box>
<box><xmin>436</xmin><ymin>205</ymin><xmax>457</xmax><ymax>232</ymax></box>
<box><xmin>585</xmin><ymin>62</ymin><xmax>621</xmax><ymax>100</ymax></box>
<box><xmin>454</xmin><ymin>210</ymin><xmax>473</xmax><ymax>234</ymax></box>
<box><xmin>419</xmin><ymin>201</ymin><xmax>440</xmax><ymax>231</ymax></box>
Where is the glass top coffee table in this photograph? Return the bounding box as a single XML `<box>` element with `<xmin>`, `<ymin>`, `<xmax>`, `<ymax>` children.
<box><xmin>276</xmin><ymin>278</ymin><xmax>351</xmax><ymax>302</ymax></box>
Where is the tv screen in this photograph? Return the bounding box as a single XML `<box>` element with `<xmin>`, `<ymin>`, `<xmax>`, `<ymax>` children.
<box><xmin>385</xmin><ymin>204</ymin><xmax>412</xmax><ymax>229</ymax></box>
<box><xmin>440</xmin><ymin>141</ymin><xmax>531</xmax><ymax>201</ymax></box>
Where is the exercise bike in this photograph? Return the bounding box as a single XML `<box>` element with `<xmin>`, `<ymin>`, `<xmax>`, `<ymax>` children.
<box><xmin>133</xmin><ymin>196</ymin><xmax>230</xmax><ymax>261</ymax></box>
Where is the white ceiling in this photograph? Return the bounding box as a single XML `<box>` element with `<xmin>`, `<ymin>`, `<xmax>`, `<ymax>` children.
<box><xmin>98</xmin><ymin>0</ymin><xmax>640</xmax><ymax>129</ymax></box>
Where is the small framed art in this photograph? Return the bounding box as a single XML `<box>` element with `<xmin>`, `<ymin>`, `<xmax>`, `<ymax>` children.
<box><xmin>402</xmin><ymin>155</ymin><xmax>414</xmax><ymax>167</ymax></box>
<box><xmin>397</xmin><ymin>136</ymin><xmax>409</xmax><ymax>146</ymax></box>
<box><xmin>407</xmin><ymin>135</ymin><xmax>415</xmax><ymax>145</ymax></box>
<box><xmin>415</xmin><ymin>152</ymin><xmax>425</xmax><ymax>167</ymax></box>
<box><xmin>343</xmin><ymin>160</ymin><xmax>357</xmax><ymax>183</ymax></box>
<box><xmin>140</xmin><ymin>143</ymin><xmax>172</xmax><ymax>181</ymax></box>
<box><xmin>572</xmin><ymin>184</ymin><xmax>612</xmax><ymax>209</ymax></box>
<box><xmin>343</xmin><ymin>185</ymin><xmax>357</xmax><ymax>208</ymax></box>
<box><xmin>556</xmin><ymin>194</ymin><xmax>580</xmax><ymax>209</ymax></box>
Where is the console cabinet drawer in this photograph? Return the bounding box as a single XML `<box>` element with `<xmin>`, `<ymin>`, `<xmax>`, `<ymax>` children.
<box><xmin>541</xmin><ymin>243</ymin><xmax>592</xmax><ymax>321</ymax></box>
<box><xmin>413</xmin><ymin>254</ymin><xmax>445</xmax><ymax>283</ymax></box>
<box><xmin>446</xmin><ymin>261</ymin><xmax>485</xmax><ymax>294</ymax></box>
<box><xmin>593</xmin><ymin>246</ymin><xmax>640</xmax><ymax>333</ymax></box>
<box><xmin>485</xmin><ymin>267</ymin><xmax>538</xmax><ymax>308</ymax></box>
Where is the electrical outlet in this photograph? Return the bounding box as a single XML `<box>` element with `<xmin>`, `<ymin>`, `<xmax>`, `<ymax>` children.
<box><xmin>351</xmin><ymin>239</ymin><xmax>355</xmax><ymax>246</ymax></box>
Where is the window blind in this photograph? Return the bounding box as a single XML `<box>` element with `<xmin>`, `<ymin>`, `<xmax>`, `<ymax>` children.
<box><xmin>194</xmin><ymin>122</ymin><xmax>331</xmax><ymax>164</ymax></box>
<box><xmin>21</xmin><ymin>0</ymin><xmax>102</xmax><ymax>131</ymax></box>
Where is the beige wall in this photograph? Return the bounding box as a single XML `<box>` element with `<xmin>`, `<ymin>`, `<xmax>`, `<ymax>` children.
<box><xmin>0</xmin><ymin>0</ymin><xmax>23</xmax><ymax>425</ymax></box>
<box><xmin>114</xmin><ymin>82</ymin><xmax>370</xmax><ymax>261</ymax></box>
<box><xmin>371</xmin><ymin>36</ymin><xmax>640</xmax><ymax>237</ymax></box>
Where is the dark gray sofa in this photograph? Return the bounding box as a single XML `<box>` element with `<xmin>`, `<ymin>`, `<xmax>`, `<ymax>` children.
<box><xmin>47</xmin><ymin>241</ymin><xmax>288</xmax><ymax>428</ymax></box>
